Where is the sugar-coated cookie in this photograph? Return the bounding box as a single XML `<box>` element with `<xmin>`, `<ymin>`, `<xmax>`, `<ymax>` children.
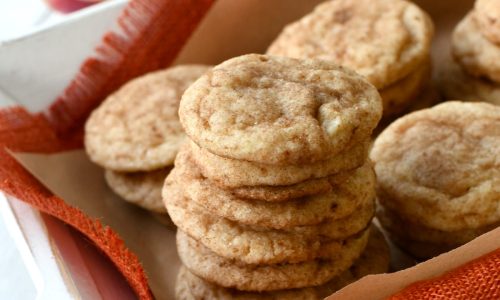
<box><xmin>176</xmin><ymin>229</ymin><xmax>369</xmax><ymax>292</ymax></box>
<box><xmin>474</xmin><ymin>0</ymin><xmax>500</xmax><ymax>45</ymax></box>
<box><xmin>85</xmin><ymin>65</ymin><xmax>210</xmax><ymax>171</ymax></box>
<box><xmin>371</xmin><ymin>101</ymin><xmax>500</xmax><ymax>232</ymax></box>
<box><xmin>267</xmin><ymin>0</ymin><xmax>433</xmax><ymax>90</ymax></box>
<box><xmin>179</xmin><ymin>54</ymin><xmax>381</xmax><ymax>165</ymax></box>
<box><xmin>175</xmin><ymin>226</ymin><xmax>389</xmax><ymax>299</ymax></box>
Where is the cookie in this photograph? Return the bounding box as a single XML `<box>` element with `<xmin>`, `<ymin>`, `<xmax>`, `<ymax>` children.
<box><xmin>179</xmin><ymin>54</ymin><xmax>382</xmax><ymax>165</ymax></box>
<box><xmin>189</xmin><ymin>140</ymin><xmax>369</xmax><ymax>188</ymax></box>
<box><xmin>267</xmin><ymin>0</ymin><xmax>434</xmax><ymax>90</ymax></box>
<box><xmin>379</xmin><ymin>59</ymin><xmax>431</xmax><ymax>117</ymax></box>
<box><xmin>85</xmin><ymin>65</ymin><xmax>210</xmax><ymax>172</ymax></box>
<box><xmin>378</xmin><ymin>206</ymin><xmax>499</xmax><ymax>247</ymax></box>
<box><xmin>176</xmin><ymin>229</ymin><xmax>369</xmax><ymax>292</ymax></box>
<box><xmin>436</xmin><ymin>57</ymin><xmax>500</xmax><ymax>105</ymax></box>
<box><xmin>167</xmin><ymin>148</ymin><xmax>375</xmax><ymax>228</ymax></box>
<box><xmin>371</xmin><ymin>101</ymin><xmax>500</xmax><ymax>232</ymax></box>
<box><xmin>474</xmin><ymin>0</ymin><xmax>500</xmax><ymax>44</ymax></box>
<box><xmin>175</xmin><ymin>226</ymin><xmax>389</xmax><ymax>299</ymax></box>
<box><xmin>164</xmin><ymin>182</ymin><xmax>373</xmax><ymax>264</ymax></box>
<box><xmin>452</xmin><ymin>13</ymin><xmax>500</xmax><ymax>84</ymax></box>
<box><xmin>105</xmin><ymin>168</ymin><xmax>171</xmax><ymax>213</ymax></box>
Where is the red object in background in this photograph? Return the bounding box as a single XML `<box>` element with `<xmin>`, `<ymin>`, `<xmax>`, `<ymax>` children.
<box><xmin>44</xmin><ymin>0</ymin><xmax>101</xmax><ymax>13</ymax></box>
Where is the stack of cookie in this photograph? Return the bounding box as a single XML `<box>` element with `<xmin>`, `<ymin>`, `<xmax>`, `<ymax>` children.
<box><xmin>267</xmin><ymin>0</ymin><xmax>435</xmax><ymax>118</ymax></box>
<box><xmin>438</xmin><ymin>0</ymin><xmax>500</xmax><ymax>105</ymax></box>
<box><xmin>85</xmin><ymin>65</ymin><xmax>209</xmax><ymax>224</ymax></box>
<box><xmin>164</xmin><ymin>54</ymin><xmax>389</xmax><ymax>299</ymax></box>
<box><xmin>371</xmin><ymin>101</ymin><xmax>500</xmax><ymax>259</ymax></box>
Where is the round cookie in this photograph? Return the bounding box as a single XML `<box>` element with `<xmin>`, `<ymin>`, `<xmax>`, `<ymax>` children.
<box><xmin>452</xmin><ymin>13</ymin><xmax>500</xmax><ymax>84</ymax></box>
<box><xmin>179</xmin><ymin>54</ymin><xmax>382</xmax><ymax>165</ymax></box>
<box><xmin>105</xmin><ymin>168</ymin><xmax>170</xmax><ymax>213</ymax></box>
<box><xmin>164</xmin><ymin>182</ymin><xmax>373</xmax><ymax>264</ymax></box>
<box><xmin>175</xmin><ymin>226</ymin><xmax>389</xmax><ymax>299</ymax></box>
<box><xmin>167</xmin><ymin>148</ymin><xmax>375</xmax><ymax>228</ymax></box>
<box><xmin>267</xmin><ymin>0</ymin><xmax>434</xmax><ymax>89</ymax></box>
<box><xmin>85</xmin><ymin>65</ymin><xmax>210</xmax><ymax>172</ymax></box>
<box><xmin>189</xmin><ymin>140</ymin><xmax>369</xmax><ymax>188</ymax></box>
<box><xmin>371</xmin><ymin>101</ymin><xmax>500</xmax><ymax>232</ymax></box>
<box><xmin>474</xmin><ymin>0</ymin><xmax>500</xmax><ymax>44</ymax></box>
<box><xmin>378</xmin><ymin>206</ymin><xmax>499</xmax><ymax>247</ymax></box>
<box><xmin>379</xmin><ymin>59</ymin><xmax>431</xmax><ymax>117</ymax></box>
<box><xmin>176</xmin><ymin>229</ymin><xmax>369</xmax><ymax>292</ymax></box>
<box><xmin>436</xmin><ymin>57</ymin><xmax>500</xmax><ymax>105</ymax></box>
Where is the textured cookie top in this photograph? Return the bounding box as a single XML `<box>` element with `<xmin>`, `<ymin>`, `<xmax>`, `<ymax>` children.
<box><xmin>474</xmin><ymin>0</ymin><xmax>500</xmax><ymax>44</ymax></box>
<box><xmin>371</xmin><ymin>101</ymin><xmax>500</xmax><ymax>231</ymax></box>
<box><xmin>267</xmin><ymin>0</ymin><xmax>434</xmax><ymax>89</ymax></box>
<box><xmin>179</xmin><ymin>54</ymin><xmax>381</xmax><ymax>165</ymax></box>
<box><xmin>85</xmin><ymin>65</ymin><xmax>210</xmax><ymax>172</ymax></box>
<box><xmin>452</xmin><ymin>13</ymin><xmax>500</xmax><ymax>84</ymax></box>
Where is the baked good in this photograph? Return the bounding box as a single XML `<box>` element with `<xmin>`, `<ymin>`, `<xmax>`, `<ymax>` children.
<box><xmin>267</xmin><ymin>0</ymin><xmax>433</xmax><ymax>90</ymax></box>
<box><xmin>166</xmin><ymin>147</ymin><xmax>375</xmax><ymax>228</ymax></box>
<box><xmin>371</xmin><ymin>101</ymin><xmax>500</xmax><ymax>232</ymax></box>
<box><xmin>436</xmin><ymin>57</ymin><xmax>500</xmax><ymax>105</ymax></box>
<box><xmin>85</xmin><ymin>65</ymin><xmax>210</xmax><ymax>172</ymax></box>
<box><xmin>179</xmin><ymin>54</ymin><xmax>381</xmax><ymax>165</ymax></box>
<box><xmin>175</xmin><ymin>225</ymin><xmax>389</xmax><ymax>299</ymax></box>
<box><xmin>189</xmin><ymin>140</ymin><xmax>369</xmax><ymax>188</ymax></box>
<box><xmin>474</xmin><ymin>0</ymin><xmax>500</xmax><ymax>44</ymax></box>
<box><xmin>105</xmin><ymin>168</ymin><xmax>170</xmax><ymax>213</ymax></box>
<box><xmin>452</xmin><ymin>13</ymin><xmax>500</xmax><ymax>84</ymax></box>
<box><xmin>176</xmin><ymin>229</ymin><xmax>369</xmax><ymax>291</ymax></box>
<box><xmin>164</xmin><ymin>180</ymin><xmax>373</xmax><ymax>264</ymax></box>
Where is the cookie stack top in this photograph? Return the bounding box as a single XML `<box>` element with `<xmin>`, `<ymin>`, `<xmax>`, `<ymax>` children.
<box><xmin>179</xmin><ymin>54</ymin><xmax>382</xmax><ymax>166</ymax></box>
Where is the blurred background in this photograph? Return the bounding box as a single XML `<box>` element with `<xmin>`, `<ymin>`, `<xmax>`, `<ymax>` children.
<box><xmin>0</xmin><ymin>0</ymin><xmax>103</xmax><ymax>41</ymax></box>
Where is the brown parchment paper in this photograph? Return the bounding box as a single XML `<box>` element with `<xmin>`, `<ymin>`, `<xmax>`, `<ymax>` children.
<box><xmin>13</xmin><ymin>0</ymin><xmax>500</xmax><ymax>299</ymax></box>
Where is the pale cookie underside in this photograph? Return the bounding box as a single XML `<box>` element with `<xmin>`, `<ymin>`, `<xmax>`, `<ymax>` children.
<box><xmin>105</xmin><ymin>168</ymin><xmax>171</xmax><ymax>213</ymax></box>
<box><xmin>176</xmin><ymin>228</ymin><xmax>369</xmax><ymax>292</ymax></box>
<box><xmin>267</xmin><ymin>0</ymin><xmax>434</xmax><ymax>89</ymax></box>
<box><xmin>164</xmin><ymin>181</ymin><xmax>372</xmax><ymax>264</ymax></box>
<box><xmin>85</xmin><ymin>65</ymin><xmax>210</xmax><ymax>172</ymax></box>
<box><xmin>452</xmin><ymin>13</ymin><xmax>500</xmax><ymax>84</ymax></box>
<box><xmin>189</xmin><ymin>140</ymin><xmax>370</xmax><ymax>188</ymax></box>
<box><xmin>175</xmin><ymin>226</ymin><xmax>388</xmax><ymax>300</ymax></box>
<box><xmin>179</xmin><ymin>54</ymin><xmax>381</xmax><ymax>165</ymax></box>
<box><xmin>169</xmin><ymin>147</ymin><xmax>375</xmax><ymax>228</ymax></box>
<box><xmin>371</xmin><ymin>101</ymin><xmax>500</xmax><ymax>232</ymax></box>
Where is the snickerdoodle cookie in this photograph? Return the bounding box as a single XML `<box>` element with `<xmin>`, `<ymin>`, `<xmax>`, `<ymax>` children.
<box><xmin>105</xmin><ymin>168</ymin><xmax>170</xmax><ymax>213</ymax></box>
<box><xmin>437</xmin><ymin>58</ymin><xmax>500</xmax><ymax>105</ymax></box>
<box><xmin>166</xmin><ymin>147</ymin><xmax>375</xmax><ymax>228</ymax></box>
<box><xmin>267</xmin><ymin>0</ymin><xmax>433</xmax><ymax>90</ymax></box>
<box><xmin>179</xmin><ymin>54</ymin><xmax>381</xmax><ymax>165</ymax></box>
<box><xmin>175</xmin><ymin>226</ymin><xmax>389</xmax><ymax>300</ymax></box>
<box><xmin>452</xmin><ymin>13</ymin><xmax>500</xmax><ymax>84</ymax></box>
<box><xmin>164</xmin><ymin>181</ymin><xmax>373</xmax><ymax>264</ymax></box>
<box><xmin>379</xmin><ymin>59</ymin><xmax>432</xmax><ymax>117</ymax></box>
<box><xmin>378</xmin><ymin>206</ymin><xmax>499</xmax><ymax>258</ymax></box>
<box><xmin>474</xmin><ymin>0</ymin><xmax>500</xmax><ymax>44</ymax></box>
<box><xmin>85</xmin><ymin>65</ymin><xmax>210</xmax><ymax>172</ymax></box>
<box><xmin>371</xmin><ymin>102</ymin><xmax>500</xmax><ymax>234</ymax></box>
<box><xmin>176</xmin><ymin>229</ymin><xmax>369</xmax><ymax>292</ymax></box>
<box><xmin>189</xmin><ymin>140</ymin><xmax>369</xmax><ymax>188</ymax></box>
